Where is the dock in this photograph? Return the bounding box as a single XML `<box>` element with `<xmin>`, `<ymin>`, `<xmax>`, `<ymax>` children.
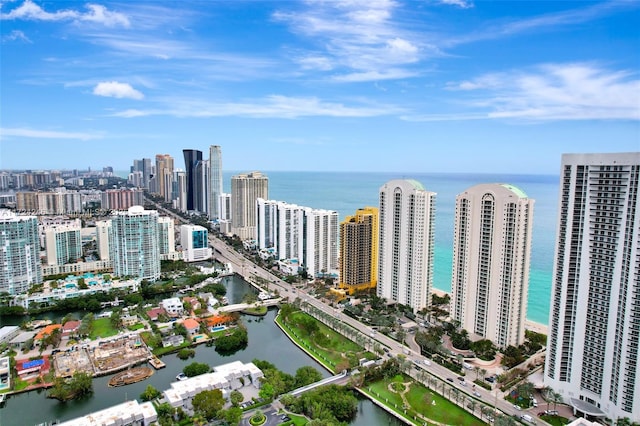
<box><xmin>149</xmin><ymin>356</ymin><xmax>165</xmax><ymax>370</ymax></box>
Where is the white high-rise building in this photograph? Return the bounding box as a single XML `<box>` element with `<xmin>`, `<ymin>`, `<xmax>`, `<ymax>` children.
<box><xmin>173</xmin><ymin>169</ymin><xmax>187</xmax><ymax>213</ymax></box>
<box><xmin>209</xmin><ymin>145</ymin><xmax>223</xmax><ymax>220</ymax></box>
<box><xmin>0</xmin><ymin>210</ymin><xmax>42</xmax><ymax>294</ymax></box>
<box><xmin>545</xmin><ymin>152</ymin><xmax>640</xmax><ymax>423</ymax></box>
<box><xmin>377</xmin><ymin>179</ymin><xmax>435</xmax><ymax>312</ymax></box>
<box><xmin>95</xmin><ymin>220</ymin><xmax>112</xmax><ymax>261</ymax></box>
<box><xmin>256</xmin><ymin>199</ymin><xmax>338</xmax><ymax>278</ymax></box>
<box><xmin>231</xmin><ymin>172</ymin><xmax>268</xmax><ymax>240</ymax></box>
<box><xmin>44</xmin><ymin>223</ymin><xmax>83</xmax><ymax>266</ymax></box>
<box><xmin>110</xmin><ymin>206</ymin><xmax>161</xmax><ymax>281</ymax></box>
<box><xmin>157</xmin><ymin>216</ymin><xmax>175</xmax><ymax>256</ymax></box>
<box><xmin>180</xmin><ymin>224</ymin><xmax>212</xmax><ymax>262</ymax></box>
<box><xmin>450</xmin><ymin>183</ymin><xmax>534</xmax><ymax>349</ymax></box>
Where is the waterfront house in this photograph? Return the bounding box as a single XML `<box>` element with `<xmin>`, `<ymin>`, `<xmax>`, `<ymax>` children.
<box><xmin>62</xmin><ymin>320</ymin><xmax>81</xmax><ymax>340</ymax></box>
<box><xmin>181</xmin><ymin>318</ymin><xmax>200</xmax><ymax>337</ymax></box>
<box><xmin>161</xmin><ymin>297</ymin><xmax>184</xmax><ymax>317</ymax></box>
<box><xmin>161</xmin><ymin>335</ymin><xmax>185</xmax><ymax>348</ymax></box>
<box><xmin>146</xmin><ymin>307</ymin><xmax>166</xmax><ymax>321</ymax></box>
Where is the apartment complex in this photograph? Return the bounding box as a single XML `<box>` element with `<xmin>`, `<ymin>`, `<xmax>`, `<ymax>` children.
<box><xmin>0</xmin><ymin>210</ymin><xmax>43</xmax><ymax>294</ymax></box>
<box><xmin>109</xmin><ymin>206</ymin><xmax>161</xmax><ymax>281</ymax></box>
<box><xmin>44</xmin><ymin>222</ymin><xmax>83</xmax><ymax>266</ymax></box>
<box><xmin>100</xmin><ymin>188</ymin><xmax>144</xmax><ymax>211</ymax></box>
<box><xmin>377</xmin><ymin>180</ymin><xmax>436</xmax><ymax>312</ymax></box>
<box><xmin>155</xmin><ymin>154</ymin><xmax>174</xmax><ymax>202</ymax></box>
<box><xmin>255</xmin><ymin>198</ymin><xmax>339</xmax><ymax>278</ymax></box>
<box><xmin>450</xmin><ymin>183</ymin><xmax>534</xmax><ymax>349</ymax></box>
<box><xmin>231</xmin><ymin>171</ymin><xmax>268</xmax><ymax>240</ymax></box>
<box><xmin>339</xmin><ymin>207</ymin><xmax>379</xmax><ymax>295</ymax></box>
<box><xmin>544</xmin><ymin>152</ymin><xmax>640</xmax><ymax>423</ymax></box>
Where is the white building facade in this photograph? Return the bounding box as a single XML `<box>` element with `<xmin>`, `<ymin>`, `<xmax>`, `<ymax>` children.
<box><xmin>377</xmin><ymin>180</ymin><xmax>435</xmax><ymax>312</ymax></box>
<box><xmin>544</xmin><ymin>152</ymin><xmax>640</xmax><ymax>423</ymax></box>
<box><xmin>450</xmin><ymin>183</ymin><xmax>534</xmax><ymax>349</ymax></box>
<box><xmin>0</xmin><ymin>210</ymin><xmax>42</xmax><ymax>295</ymax></box>
<box><xmin>256</xmin><ymin>199</ymin><xmax>338</xmax><ymax>278</ymax></box>
<box><xmin>44</xmin><ymin>223</ymin><xmax>83</xmax><ymax>266</ymax></box>
<box><xmin>209</xmin><ymin>145</ymin><xmax>223</xmax><ymax>220</ymax></box>
<box><xmin>110</xmin><ymin>206</ymin><xmax>161</xmax><ymax>281</ymax></box>
<box><xmin>157</xmin><ymin>216</ymin><xmax>176</xmax><ymax>256</ymax></box>
<box><xmin>180</xmin><ymin>224</ymin><xmax>212</xmax><ymax>262</ymax></box>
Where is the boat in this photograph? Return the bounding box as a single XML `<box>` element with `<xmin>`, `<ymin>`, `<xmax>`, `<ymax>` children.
<box><xmin>0</xmin><ymin>393</ymin><xmax>6</xmax><ymax>406</ymax></box>
<box><xmin>176</xmin><ymin>373</ymin><xmax>187</xmax><ymax>381</ymax></box>
<box><xmin>107</xmin><ymin>366</ymin><xmax>154</xmax><ymax>387</ymax></box>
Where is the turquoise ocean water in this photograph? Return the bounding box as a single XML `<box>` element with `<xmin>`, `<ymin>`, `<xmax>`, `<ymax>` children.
<box><xmin>221</xmin><ymin>171</ymin><xmax>559</xmax><ymax>326</ymax></box>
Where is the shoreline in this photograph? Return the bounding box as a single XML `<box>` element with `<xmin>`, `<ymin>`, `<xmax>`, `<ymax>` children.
<box><xmin>431</xmin><ymin>287</ymin><xmax>549</xmax><ymax>334</ymax></box>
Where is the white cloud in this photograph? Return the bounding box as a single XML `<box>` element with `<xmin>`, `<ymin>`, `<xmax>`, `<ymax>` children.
<box><xmin>411</xmin><ymin>63</ymin><xmax>640</xmax><ymax>121</ymax></box>
<box><xmin>0</xmin><ymin>127</ymin><xmax>101</xmax><ymax>141</ymax></box>
<box><xmin>438</xmin><ymin>0</ymin><xmax>474</xmax><ymax>9</ymax></box>
<box><xmin>110</xmin><ymin>95</ymin><xmax>403</xmax><ymax>119</ymax></box>
<box><xmin>1</xmin><ymin>29</ymin><xmax>31</xmax><ymax>43</ymax></box>
<box><xmin>93</xmin><ymin>81</ymin><xmax>144</xmax><ymax>100</ymax></box>
<box><xmin>273</xmin><ymin>1</ymin><xmax>428</xmax><ymax>82</ymax></box>
<box><xmin>0</xmin><ymin>0</ymin><xmax>130</xmax><ymax>27</ymax></box>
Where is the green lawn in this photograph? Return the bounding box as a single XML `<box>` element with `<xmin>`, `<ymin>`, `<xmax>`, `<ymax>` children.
<box><xmin>365</xmin><ymin>375</ymin><xmax>486</xmax><ymax>426</ymax></box>
<box><xmin>90</xmin><ymin>318</ymin><xmax>119</xmax><ymax>339</ymax></box>
<box><xmin>277</xmin><ymin>311</ymin><xmax>373</xmax><ymax>372</ymax></box>
<box><xmin>541</xmin><ymin>415</ymin><xmax>570</xmax><ymax>425</ymax></box>
<box><xmin>280</xmin><ymin>413</ymin><xmax>307</xmax><ymax>426</ymax></box>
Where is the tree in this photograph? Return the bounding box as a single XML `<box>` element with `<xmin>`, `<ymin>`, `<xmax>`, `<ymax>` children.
<box><xmin>140</xmin><ymin>385</ymin><xmax>161</xmax><ymax>401</ymax></box>
<box><xmin>295</xmin><ymin>366</ymin><xmax>322</xmax><ymax>388</ymax></box>
<box><xmin>183</xmin><ymin>362</ymin><xmax>210</xmax><ymax>377</ymax></box>
<box><xmin>221</xmin><ymin>407</ymin><xmax>243</xmax><ymax>426</ymax></box>
<box><xmin>77</xmin><ymin>277</ymin><xmax>88</xmax><ymax>290</ymax></box>
<box><xmin>192</xmin><ymin>389</ymin><xmax>225</xmax><ymax>420</ymax></box>
<box><xmin>230</xmin><ymin>390</ymin><xmax>244</xmax><ymax>406</ymax></box>
<box><xmin>156</xmin><ymin>403</ymin><xmax>175</xmax><ymax>426</ymax></box>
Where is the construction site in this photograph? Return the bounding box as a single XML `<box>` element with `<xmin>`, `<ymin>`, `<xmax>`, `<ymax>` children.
<box><xmin>52</xmin><ymin>333</ymin><xmax>152</xmax><ymax>378</ymax></box>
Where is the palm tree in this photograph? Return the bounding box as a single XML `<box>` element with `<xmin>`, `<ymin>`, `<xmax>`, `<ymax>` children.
<box><xmin>468</xmin><ymin>399</ymin><xmax>477</xmax><ymax>414</ymax></box>
<box><xmin>474</xmin><ymin>366</ymin><xmax>480</xmax><ymax>380</ymax></box>
<box><xmin>480</xmin><ymin>368</ymin><xmax>487</xmax><ymax>381</ymax></box>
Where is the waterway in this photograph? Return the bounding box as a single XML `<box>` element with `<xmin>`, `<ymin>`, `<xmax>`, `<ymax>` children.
<box><xmin>0</xmin><ymin>276</ymin><xmax>403</xmax><ymax>426</ymax></box>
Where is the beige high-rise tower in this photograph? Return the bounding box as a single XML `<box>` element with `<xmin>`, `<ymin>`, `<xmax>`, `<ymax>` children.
<box><xmin>378</xmin><ymin>179</ymin><xmax>435</xmax><ymax>312</ymax></box>
<box><xmin>231</xmin><ymin>171</ymin><xmax>268</xmax><ymax>240</ymax></box>
<box><xmin>450</xmin><ymin>183</ymin><xmax>534</xmax><ymax>349</ymax></box>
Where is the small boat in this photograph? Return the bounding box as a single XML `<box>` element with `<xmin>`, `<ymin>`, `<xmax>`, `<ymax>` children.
<box><xmin>108</xmin><ymin>366</ymin><xmax>154</xmax><ymax>387</ymax></box>
<box><xmin>0</xmin><ymin>393</ymin><xmax>6</xmax><ymax>405</ymax></box>
<box><xmin>176</xmin><ymin>373</ymin><xmax>187</xmax><ymax>381</ymax></box>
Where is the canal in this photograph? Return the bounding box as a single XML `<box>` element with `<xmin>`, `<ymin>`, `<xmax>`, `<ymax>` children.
<box><xmin>0</xmin><ymin>276</ymin><xmax>404</xmax><ymax>426</ymax></box>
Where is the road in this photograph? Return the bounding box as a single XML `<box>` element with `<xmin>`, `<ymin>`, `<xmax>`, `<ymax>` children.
<box><xmin>146</xmin><ymin>199</ymin><xmax>529</xmax><ymax>421</ymax></box>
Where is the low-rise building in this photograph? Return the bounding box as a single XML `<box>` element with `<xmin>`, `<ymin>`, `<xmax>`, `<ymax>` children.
<box><xmin>57</xmin><ymin>400</ymin><xmax>157</xmax><ymax>426</ymax></box>
<box><xmin>162</xmin><ymin>335</ymin><xmax>185</xmax><ymax>348</ymax></box>
<box><xmin>0</xmin><ymin>356</ymin><xmax>10</xmax><ymax>392</ymax></box>
<box><xmin>181</xmin><ymin>318</ymin><xmax>200</xmax><ymax>337</ymax></box>
<box><xmin>146</xmin><ymin>307</ymin><xmax>166</xmax><ymax>321</ymax></box>
<box><xmin>163</xmin><ymin>361</ymin><xmax>263</xmax><ymax>412</ymax></box>
<box><xmin>0</xmin><ymin>326</ymin><xmax>20</xmax><ymax>345</ymax></box>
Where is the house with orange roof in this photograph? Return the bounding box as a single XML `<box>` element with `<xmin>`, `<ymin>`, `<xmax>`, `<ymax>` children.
<box><xmin>204</xmin><ymin>315</ymin><xmax>234</xmax><ymax>331</ymax></box>
<box><xmin>35</xmin><ymin>324</ymin><xmax>62</xmax><ymax>342</ymax></box>
<box><xmin>181</xmin><ymin>318</ymin><xmax>200</xmax><ymax>337</ymax></box>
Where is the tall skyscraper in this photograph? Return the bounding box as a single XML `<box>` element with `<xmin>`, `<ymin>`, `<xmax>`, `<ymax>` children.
<box><xmin>195</xmin><ymin>159</ymin><xmax>209</xmax><ymax>214</ymax></box>
<box><xmin>131</xmin><ymin>158</ymin><xmax>152</xmax><ymax>189</ymax></box>
<box><xmin>110</xmin><ymin>206</ymin><xmax>161</xmax><ymax>281</ymax></box>
<box><xmin>173</xmin><ymin>169</ymin><xmax>187</xmax><ymax>212</ymax></box>
<box><xmin>545</xmin><ymin>152</ymin><xmax>640</xmax><ymax>423</ymax></box>
<box><xmin>157</xmin><ymin>216</ymin><xmax>176</xmax><ymax>256</ymax></box>
<box><xmin>209</xmin><ymin>145</ymin><xmax>223</xmax><ymax>220</ymax></box>
<box><xmin>182</xmin><ymin>149</ymin><xmax>203</xmax><ymax>212</ymax></box>
<box><xmin>155</xmin><ymin>154</ymin><xmax>174</xmax><ymax>202</ymax></box>
<box><xmin>0</xmin><ymin>210</ymin><xmax>42</xmax><ymax>295</ymax></box>
<box><xmin>450</xmin><ymin>183</ymin><xmax>534</xmax><ymax>349</ymax></box>
<box><xmin>339</xmin><ymin>207</ymin><xmax>379</xmax><ymax>295</ymax></box>
<box><xmin>231</xmin><ymin>171</ymin><xmax>268</xmax><ymax>240</ymax></box>
<box><xmin>377</xmin><ymin>179</ymin><xmax>435</xmax><ymax>312</ymax></box>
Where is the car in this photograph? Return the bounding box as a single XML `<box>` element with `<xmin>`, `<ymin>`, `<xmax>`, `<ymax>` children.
<box><xmin>538</xmin><ymin>412</ymin><xmax>546</xmax><ymax>417</ymax></box>
<box><xmin>546</xmin><ymin>410</ymin><xmax>559</xmax><ymax>416</ymax></box>
<box><xmin>474</xmin><ymin>391</ymin><xmax>481</xmax><ymax>397</ymax></box>
<box><xmin>423</xmin><ymin>359</ymin><xmax>431</xmax><ymax>366</ymax></box>
<box><xmin>457</xmin><ymin>376</ymin><xmax>465</xmax><ymax>381</ymax></box>
<box><xmin>447</xmin><ymin>377</ymin><xmax>454</xmax><ymax>382</ymax></box>
<box><xmin>513</xmin><ymin>404</ymin><xmax>522</xmax><ymax>411</ymax></box>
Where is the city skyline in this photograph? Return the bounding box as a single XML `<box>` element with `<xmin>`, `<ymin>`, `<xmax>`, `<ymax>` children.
<box><xmin>1</xmin><ymin>1</ymin><xmax>638</xmax><ymax>174</ymax></box>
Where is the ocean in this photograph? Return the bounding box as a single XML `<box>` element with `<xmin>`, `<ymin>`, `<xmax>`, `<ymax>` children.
<box><xmin>222</xmin><ymin>171</ymin><xmax>559</xmax><ymax>326</ymax></box>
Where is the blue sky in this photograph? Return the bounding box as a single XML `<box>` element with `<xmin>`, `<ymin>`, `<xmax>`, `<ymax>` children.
<box><xmin>1</xmin><ymin>0</ymin><xmax>638</xmax><ymax>174</ymax></box>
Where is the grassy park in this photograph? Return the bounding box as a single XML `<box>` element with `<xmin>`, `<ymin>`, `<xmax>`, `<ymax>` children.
<box><xmin>364</xmin><ymin>374</ymin><xmax>485</xmax><ymax>426</ymax></box>
<box><xmin>89</xmin><ymin>317</ymin><xmax>119</xmax><ymax>339</ymax></box>
<box><xmin>276</xmin><ymin>309</ymin><xmax>375</xmax><ymax>372</ymax></box>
